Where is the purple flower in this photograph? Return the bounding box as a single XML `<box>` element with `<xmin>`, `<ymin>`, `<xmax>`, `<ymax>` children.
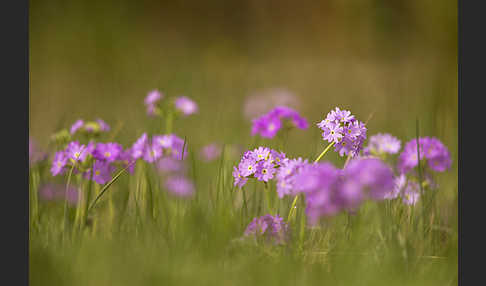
<box><xmin>174</xmin><ymin>96</ymin><xmax>198</xmax><ymax>116</ymax></box>
<box><xmin>164</xmin><ymin>134</ymin><xmax>187</xmax><ymax>160</ymax></box>
<box><xmin>238</xmin><ymin>156</ymin><xmax>257</xmax><ymax>177</ymax></box>
<box><xmin>276</xmin><ymin>157</ymin><xmax>309</xmax><ymax>198</ymax></box>
<box><xmin>145</xmin><ymin>90</ymin><xmax>163</xmax><ymax>116</ymax></box>
<box><xmin>254</xmin><ymin>160</ymin><xmax>276</xmax><ymax>182</ymax></box>
<box><xmin>157</xmin><ymin>157</ymin><xmax>186</xmax><ymax>174</ymax></box>
<box><xmin>244</xmin><ymin>214</ymin><xmax>289</xmax><ymax>245</ymax></box>
<box><xmin>70</xmin><ymin>120</ymin><xmax>84</xmax><ymax>135</ymax></box>
<box><xmin>143</xmin><ymin>141</ymin><xmax>162</xmax><ymax>163</ymax></box>
<box><xmin>118</xmin><ymin>149</ymin><xmax>136</xmax><ymax>174</ymax></box>
<box><xmin>317</xmin><ymin>107</ymin><xmax>367</xmax><ymax>157</ymax></box>
<box><xmin>93</xmin><ymin>142</ymin><xmax>123</xmax><ymax>162</ymax></box>
<box><xmin>363</xmin><ymin>133</ymin><xmax>401</xmax><ymax>156</ymax></box>
<box><xmin>65</xmin><ymin>141</ymin><xmax>90</xmax><ymax>162</ymax></box>
<box><xmin>51</xmin><ymin>151</ymin><xmax>68</xmax><ymax>176</ymax></box>
<box><xmin>96</xmin><ymin>119</ymin><xmax>111</xmax><ymax>132</ymax></box>
<box><xmin>397</xmin><ymin>137</ymin><xmax>452</xmax><ymax>174</ymax></box>
<box><xmin>384</xmin><ymin>174</ymin><xmax>406</xmax><ymax>199</ymax></box>
<box><xmin>251</xmin><ymin>106</ymin><xmax>308</xmax><ymax>139</ymax></box>
<box><xmin>85</xmin><ymin>160</ymin><xmax>115</xmax><ymax>185</ymax></box>
<box><xmin>130</xmin><ymin>133</ymin><xmax>148</xmax><ymax>159</ymax></box>
<box><xmin>342</xmin><ymin>158</ymin><xmax>395</xmax><ymax>201</ymax></box>
<box><xmin>164</xmin><ymin>175</ymin><xmax>195</xmax><ymax>197</ymax></box>
<box><xmin>200</xmin><ymin>143</ymin><xmax>222</xmax><ymax>162</ymax></box>
<box><xmin>38</xmin><ymin>183</ymin><xmax>79</xmax><ymax>205</ymax></box>
<box><xmin>233</xmin><ymin>166</ymin><xmax>248</xmax><ymax>188</ymax></box>
<box><xmin>402</xmin><ymin>181</ymin><xmax>420</xmax><ymax>205</ymax></box>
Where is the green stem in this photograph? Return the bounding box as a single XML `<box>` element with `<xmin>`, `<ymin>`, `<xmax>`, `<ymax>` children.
<box><xmin>264</xmin><ymin>183</ymin><xmax>273</xmax><ymax>215</ymax></box>
<box><xmin>314</xmin><ymin>142</ymin><xmax>335</xmax><ymax>163</ymax></box>
<box><xmin>165</xmin><ymin>110</ymin><xmax>173</xmax><ymax>134</ymax></box>
<box><xmin>287</xmin><ymin>195</ymin><xmax>300</xmax><ymax>222</ymax></box>
<box><xmin>63</xmin><ymin>162</ymin><xmax>76</xmax><ymax>239</ymax></box>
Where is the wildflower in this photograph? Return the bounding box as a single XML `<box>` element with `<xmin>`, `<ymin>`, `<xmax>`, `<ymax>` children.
<box><xmin>174</xmin><ymin>96</ymin><xmax>198</xmax><ymax>116</ymax></box>
<box><xmin>317</xmin><ymin>107</ymin><xmax>367</xmax><ymax>157</ymax></box>
<box><xmin>397</xmin><ymin>137</ymin><xmax>452</xmax><ymax>174</ymax></box>
<box><xmin>29</xmin><ymin>137</ymin><xmax>47</xmax><ymax>166</ymax></box>
<box><xmin>118</xmin><ymin>149</ymin><xmax>136</xmax><ymax>174</ymax></box>
<box><xmin>232</xmin><ymin>166</ymin><xmax>248</xmax><ymax>188</ymax></box>
<box><xmin>86</xmin><ymin>160</ymin><xmax>115</xmax><ymax>185</ymax></box>
<box><xmin>96</xmin><ymin>119</ymin><xmax>111</xmax><ymax>132</ymax></box>
<box><xmin>70</xmin><ymin>119</ymin><xmax>84</xmax><ymax>135</ymax></box>
<box><xmin>130</xmin><ymin>133</ymin><xmax>148</xmax><ymax>159</ymax></box>
<box><xmin>251</xmin><ymin>106</ymin><xmax>308</xmax><ymax>138</ymax></box>
<box><xmin>254</xmin><ymin>160</ymin><xmax>276</xmax><ymax>182</ymax></box>
<box><xmin>384</xmin><ymin>174</ymin><xmax>406</xmax><ymax>199</ymax></box>
<box><xmin>157</xmin><ymin>157</ymin><xmax>186</xmax><ymax>174</ymax></box>
<box><xmin>244</xmin><ymin>214</ymin><xmax>289</xmax><ymax>245</ymax></box>
<box><xmin>144</xmin><ymin>90</ymin><xmax>163</xmax><ymax>116</ymax></box>
<box><xmin>38</xmin><ymin>183</ymin><xmax>79</xmax><ymax>205</ymax></box>
<box><xmin>164</xmin><ymin>175</ymin><xmax>195</xmax><ymax>197</ymax></box>
<box><xmin>143</xmin><ymin>141</ymin><xmax>162</xmax><ymax>163</ymax></box>
<box><xmin>363</xmin><ymin>133</ymin><xmax>401</xmax><ymax>156</ymax></box>
<box><xmin>65</xmin><ymin>141</ymin><xmax>90</xmax><ymax>163</ymax></box>
<box><xmin>93</xmin><ymin>142</ymin><xmax>123</xmax><ymax>162</ymax></box>
<box><xmin>402</xmin><ymin>181</ymin><xmax>420</xmax><ymax>205</ymax></box>
<box><xmin>276</xmin><ymin>157</ymin><xmax>309</xmax><ymax>198</ymax></box>
<box><xmin>51</xmin><ymin>151</ymin><xmax>68</xmax><ymax>176</ymax></box>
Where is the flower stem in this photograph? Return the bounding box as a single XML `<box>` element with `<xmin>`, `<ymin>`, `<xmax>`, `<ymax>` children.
<box><xmin>62</xmin><ymin>162</ymin><xmax>76</xmax><ymax>240</ymax></box>
<box><xmin>264</xmin><ymin>183</ymin><xmax>273</xmax><ymax>215</ymax></box>
<box><xmin>287</xmin><ymin>195</ymin><xmax>300</xmax><ymax>222</ymax></box>
<box><xmin>314</xmin><ymin>142</ymin><xmax>335</xmax><ymax>163</ymax></box>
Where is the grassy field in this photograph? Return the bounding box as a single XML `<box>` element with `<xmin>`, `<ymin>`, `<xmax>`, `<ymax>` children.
<box><xmin>29</xmin><ymin>1</ymin><xmax>457</xmax><ymax>285</ymax></box>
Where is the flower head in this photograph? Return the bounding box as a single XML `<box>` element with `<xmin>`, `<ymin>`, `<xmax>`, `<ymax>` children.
<box><xmin>96</xmin><ymin>119</ymin><xmax>111</xmax><ymax>132</ymax></box>
<box><xmin>65</xmin><ymin>141</ymin><xmax>90</xmax><ymax>162</ymax></box>
<box><xmin>51</xmin><ymin>151</ymin><xmax>68</xmax><ymax>176</ymax></box>
<box><xmin>130</xmin><ymin>133</ymin><xmax>148</xmax><ymax>159</ymax></box>
<box><xmin>164</xmin><ymin>175</ymin><xmax>195</xmax><ymax>197</ymax></box>
<box><xmin>93</xmin><ymin>142</ymin><xmax>123</xmax><ymax>162</ymax></box>
<box><xmin>70</xmin><ymin>120</ymin><xmax>84</xmax><ymax>135</ymax></box>
<box><xmin>363</xmin><ymin>133</ymin><xmax>401</xmax><ymax>156</ymax></box>
<box><xmin>317</xmin><ymin>107</ymin><xmax>367</xmax><ymax>157</ymax></box>
<box><xmin>144</xmin><ymin>90</ymin><xmax>163</xmax><ymax>116</ymax></box>
<box><xmin>251</xmin><ymin>106</ymin><xmax>308</xmax><ymax>138</ymax></box>
<box><xmin>244</xmin><ymin>214</ymin><xmax>289</xmax><ymax>245</ymax></box>
<box><xmin>397</xmin><ymin>137</ymin><xmax>452</xmax><ymax>174</ymax></box>
<box><xmin>86</xmin><ymin>160</ymin><xmax>115</xmax><ymax>185</ymax></box>
<box><xmin>276</xmin><ymin>157</ymin><xmax>309</xmax><ymax>198</ymax></box>
<box><xmin>200</xmin><ymin>143</ymin><xmax>222</xmax><ymax>162</ymax></box>
<box><xmin>174</xmin><ymin>96</ymin><xmax>198</xmax><ymax>116</ymax></box>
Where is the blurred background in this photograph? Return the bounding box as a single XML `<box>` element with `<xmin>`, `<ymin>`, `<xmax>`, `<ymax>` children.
<box><xmin>30</xmin><ymin>0</ymin><xmax>457</xmax><ymax>169</ymax></box>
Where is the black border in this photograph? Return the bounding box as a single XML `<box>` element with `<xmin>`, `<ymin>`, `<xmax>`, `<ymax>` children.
<box><xmin>1</xmin><ymin>0</ymin><xmax>29</xmax><ymax>284</ymax></box>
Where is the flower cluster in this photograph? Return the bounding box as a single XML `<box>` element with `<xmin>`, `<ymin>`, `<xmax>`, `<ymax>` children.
<box><xmin>244</xmin><ymin>214</ymin><xmax>289</xmax><ymax>245</ymax></box>
<box><xmin>38</xmin><ymin>183</ymin><xmax>79</xmax><ymax>205</ymax></box>
<box><xmin>397</xmin><ymin>137</ymin><xmax>452</xmax><ymax>174</ymax></box>
<box><xmin>70</xmin><ymin>118</ymin><xmax>111</xmax><ymax>135</ymax></box>
<box><xmin>251</xmin><ymin>106</ymin><xmax>308</xmax><ymax>138</ymax></box>
<box><xmin>317</xmin><ymin>107</ymin><xmax>367</xmax><ymax>157</ymax></box>
<box><xmin>275</xmin><ymin>157</ymin><xmax>309</xmax><ymax>198</ymax></box>
<box><xmin>294</xmin><ymin>158</ymin><xmax>394</xmax><ymax>225</ymax></box>
<box><xmin>129</xmin><ymin>133</ymin><xmax>188</xmax><ymax>163</ymax></box>
<box><xmin>232</xmin><ymin>147</ymin><xmax>286</xmax><ymax>188</ymax></box>
<box><xmin>144</xmin><ymin>90</ymin><xmax>198</xmax><ymax>117</ymax></box>
<box><xmin>363</xmin><ymin>133</ymin><xmax>401</xmax><ymax>156</ymax></box>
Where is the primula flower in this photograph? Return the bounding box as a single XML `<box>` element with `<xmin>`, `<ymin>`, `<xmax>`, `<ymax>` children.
<box><xmin>157</xmin><ymin>157</ymin><xmax>186</xmax><ymax>174</ymax></box>
<box><xmin>251</xmin><ymin>106</ymin><xmax>308</xmax><ymax>138</ymax></box>
<box><xmin>93</xmin><ymin>142</ymin><xmax>123</xmax><ymax>162</ymax></box>
<box><xmin>317</xmin><ymin>107</ymin><xmax>367</xmax><ymax>157</ymax></box>
<box><xmin>233</xmin><ymin>146</ymin><xmax>286</xmax><ymax>188</ymax></box>
<box><xmin>276</xmin><ymin>157</ymin><xmax>309</xmax><ymax>198</ymax></box>
<box><xmin>51</xmin><ymin>151</ymin><xmax>68</xmax><ymax>176</ymax></box>
<box><xmin>86</xmin><ymin>160</ymin><xmax>115</xmax><ymax>185</ymax></box>
<box><xmin>244</xmin><ymin>214</ymin><xmax>289</xmax><ymax>245</ymax></box>
<box><xmin>165</xmin><ymin>175</ymin><xmax>195</xmax><ymax>197</ymax></box>
<box><xmin>363</xmin><ymin>133</ymin><xmax>401</xmax><ymax>156</ymax></box>
<box><xmin>144</xmin><ymin>90</ymin><xmax>163</xmax><ymax>116</ymax></box>
<box><xmin>402</xmin><ymin>181</ymin><xmax>420</xmax><ymax>205</ymax></box>
<box><xmin>397</xmin><ymin>137</ymin><xmax>452</xmax><ymax>174</ymax></box>
<box><xmin>131</xmin><ymin>133</ymin><xmax>148</xmax><ymax>159</ymax></box>
<box><xmin>70</xmin><ymin>119</ymin><xmax>84</xmax><ymax>135</ymax></box>
<box><xmin>65</xmin><ymin>141</ymin><xmax>90</xmax><ymax>163</ymax></box>
<box><xmin>118</xmin><ymin>149</ymin><xmax>136</xmax><ymax>174</ymax></box>
<box><xmin>96</xmin><ymin>119</ymin><xmax>111</xmax><ymax>132</ymax></box>
<box><xmin>143</xmin><ymin>141</ymin><xmax>162</xmax><ymax>163</ymax></box>
<box><xmin>174</xmin><ymin>96</ymin><xmax>198</xmax><ymax>116</ymax></box>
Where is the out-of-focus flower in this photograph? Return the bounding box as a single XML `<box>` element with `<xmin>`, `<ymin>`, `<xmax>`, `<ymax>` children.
<box><xmin>38</xmin><ymin>183</ymin><xmax>79</xmax><ymax>205</ymax></box>
<box><xmin>164</xmin><ymin>175</ymin><xmax>195</xmax><ymax>197</ymax></box>
<box><xmin>251</xmin><ymin>106</ymin><xmax>308</xmax><ymax>138</ymax></box>
<box><xmin>51</xmin><ymin>151</ymin><xmax>68</xmax><ymax>176</ymax></box>
<box><xmin>397</xmin><ymin>137</ymin><xmax>452</xmax><ymax>174</ymax></box>
<box><xmin>65</xmin><ymin>141</ymin><xmax>90</xmax><ymax>163</ymax></box>
<box><xmin>130</xmin><ymin>133</ymin><xmax>148</xmax><ymax>159</ymax></box>
<box><xmin>70</xmin><ymin>120</ymin><xmax>84</xmax><ymax>135</ymax></box>
<box><xmin>29</xmin><ymin>137</ymin><xmax>47</xmax><ymax>166</ymax></box>
<box><xmin>276</xmin><ymin>157</ymin><xmax>309</xmax><ymax>198</ymax></box>
<box><xmin>200</xmin><ymin>143</ymin><xmax>222</xmax><ymax>162</ymax></box>
<box><xmin>244</xmin><ymin>214</ymin><xmax>289</xmax><ymax>245</ymax></box>
<box><xmin>157</xmin><ymin>157</ymin><xmax>186</xmax><ymax>174</ymax></box>
<box><xmin>317</xmin><ymin>107</ymin><xmax>367</xmax><ymax>157</ymax></box>
<box><xmin>402</xmin><ymin>181</ymin><xmax>420</xmax><ymax>205</ymax></box>
<box><xmin>96</xmin><ymin>119</ymin><xmax>111</xmax><ymax>132</ymax></box>
<box><xmin>363</xmin><ymin>133</ymin><xmax>401</xmax><ymax>156</ymax></box>
<box><xmin>174</xmin><ymin>96</ymin><xmax>198</xmax><ymax>116</ymax></box>
<box><xmin>85</xmin><ymin>160</ymin><xmax>115</xmax><ymax>185</ymax></box>
<box><xmin>144</xmin><ymin>90</ymin><xmax>163</xmax><ymax>116</ymax></box>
